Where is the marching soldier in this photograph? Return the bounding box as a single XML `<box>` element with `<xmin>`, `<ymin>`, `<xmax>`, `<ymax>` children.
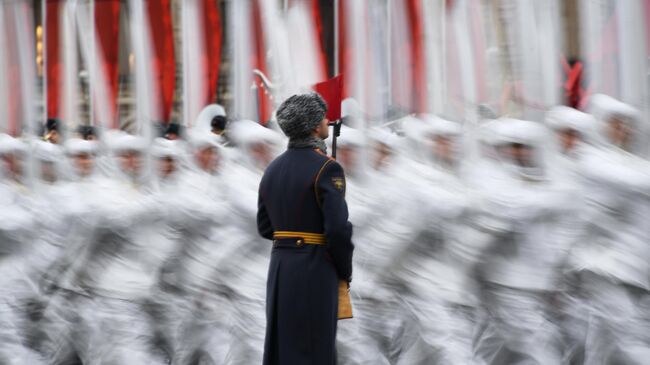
<box><xmin>257</xmin><ymin>93</ymin><xmax>354</xmax><ymax>365</ymax></box>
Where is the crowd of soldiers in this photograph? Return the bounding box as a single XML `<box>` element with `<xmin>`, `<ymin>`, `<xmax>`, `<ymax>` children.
<box><xmin>1</xmin><ymin>92</ymin><xmax>650</xmax><ymax>364</ymax></box>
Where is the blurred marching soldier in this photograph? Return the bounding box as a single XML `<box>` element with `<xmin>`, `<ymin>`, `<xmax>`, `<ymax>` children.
<box><xmin>48</xmin><ymin>134</ymin><xmax>166</xmax><ymax>364</ymax></box>
<box><xmin>147</xmin><ymin>137</ymin><xmax>198</xmax><ymax>363</ymax></box>
<box><xmin>257</xmin><ymin>93</ymin><xmax>354</xmax><ymax>365</ymax></box>
<box><xmin>543</xmin><ymin>106</ymin><xmax>599</xmax><ymax>363</ymax></box>
<box><xmin>471</xmin><ymin>119</ymin><xmax>573</xmax><ymax>365</ymax></box>
<box><xmin>38</xmin><ymin>138</ymin><xmax>103</xmax><ymax>364</ymax></box>
<box><xmin>226</xmin><ymin>120</ymin><xmax>283</xmax><ymax>364</ymax></box>
<box><xmin>395</xmin><ymin>116</ymin><xmax>485</xmax><ymax>364</ymax></box>
<box><xmin>566</xmin><ymin>95</ymin><xmax>650</xmax><ymax>364</ymax></box>
<box><xmin>167</xmin><ymin>132</ymin><xmax>234</xmax><ymax>364</ymax></box>
<box><xmin>328</xmin><ymin>125</ymin><xmax>397</xmax><ymax>364</ymax></box>
<box><xmin>28</xmin><ymin>141</ymin><xmax>69</xmax><ymax>350</ymax></box>
<box><xmin>0</xmin><ymin>135</ymin><xmax>47</xmax><ymax>364</ymax></box>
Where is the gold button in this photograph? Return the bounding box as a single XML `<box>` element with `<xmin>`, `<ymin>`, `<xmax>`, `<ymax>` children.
<box><xmin>296</xmin><ymin>239</ymin><xmax>303</xmax><ymax>246</ymax></box>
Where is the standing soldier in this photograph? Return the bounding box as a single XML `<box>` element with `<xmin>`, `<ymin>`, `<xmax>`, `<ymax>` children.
<box><xmin>257</xmin><ymin>93</ymin><xmax>354</xmax><ymax>365</ymax></box>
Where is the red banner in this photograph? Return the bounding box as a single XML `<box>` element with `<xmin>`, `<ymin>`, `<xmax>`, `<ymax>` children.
<box><xmin>147</xmin><ymin>0</ymin><xmax>175</xmax><ymax>123</ymax></box>
<box><xmin>406</xmin><ymin>0</ymin><xmax>426</xmax><ymax>113</ymax></box>
<box><xmin>46</xmin><ymin>0</ymin><xmax>63</xmax><ymax>120</ymax></box>
<box><xmin>94</xmin><ymin>0</ymin><xmax>120</xmax><ymax>128</ymax></box>
<box><xmin>202</xmin><ymin>0</ymin><xmax>222</xmax><ymax>105</ymax></box>
<box><xmin>313</xmin><ymin>75</ymin><xmax>342</xmax><ymax>121</ymax></box>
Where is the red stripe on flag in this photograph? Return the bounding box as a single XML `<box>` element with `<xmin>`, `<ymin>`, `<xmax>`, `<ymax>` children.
<box><xmin>46</xmin><ymin>0</ymin><xmax>63</xmax><ymax>120</ymax></box>
<box><xmin>94</xmin><ymin>0</ymin><xmax>120</xmax><ymax>128</ymax></box>
<box><xmin>406</xmin><ymin>0</ymin><xmax>426</xmax><ymax>113</ymax></box>
<box><xmin>147</xmin><ymin>0</ymin><xmax>175</xmax><ymax>123</ymax></box>
<box><xmin>203</xmin><ymin>0</ymin><xmax>222</xmax><ymax>104</ymax></box>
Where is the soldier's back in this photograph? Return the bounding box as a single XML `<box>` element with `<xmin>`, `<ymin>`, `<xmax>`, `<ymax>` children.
<box><xmin>260</xmin><ymin>148</ymin><xmax>334</xmax><ymax>234</ymax></box>
<box><xmin>259</xmin><ymin>147</ymin><xmax>342</xmax><ymax>365</ymax></box>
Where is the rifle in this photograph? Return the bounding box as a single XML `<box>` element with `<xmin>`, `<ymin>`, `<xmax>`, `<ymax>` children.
<box><xmin>331</xmin><ymin>118</ymin><xmax>343</xmax><ymax>159</ymax></box>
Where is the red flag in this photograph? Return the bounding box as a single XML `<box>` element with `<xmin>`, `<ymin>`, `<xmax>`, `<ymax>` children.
<box><xmin>313</xmin><ymin>74</ymin><xmax>342</xmax><ymax>121</ymax></box>
<box><xmin>202</xmin><ymin>0</ymin><xmax>222</xmax><ymax>104</ymax></box>
<box><xmin>406</xmin><ymin>0</ymin><xmax>426</xmax><ymax>113</ymax></box>
<box><xmin>147</xmin><ymin>0</ymin><xmax>175</xmax><ymax>123</ymax></box>
<box><xmin>94</xmin><ymin>0</ymin><xmax>120</xmax><ymax>128</ymax></box>
<box><xmin>46</xmin><ymin>0</ymin><xmax>63</xmax><ymax>120</ymax></box>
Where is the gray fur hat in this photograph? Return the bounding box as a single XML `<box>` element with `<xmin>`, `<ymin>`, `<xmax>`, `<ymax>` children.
<box><xmin>276</xmin><ymin>93</ymin><xmax>327</xmax><ymax>139</ymax></box>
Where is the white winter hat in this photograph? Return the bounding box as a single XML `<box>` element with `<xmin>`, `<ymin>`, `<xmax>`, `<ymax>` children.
<box><xmin>64</xmin><ymin>138</ymin><xmax>98</xmax><ymax>156</ymax></box>
<box><xmin>109</xmin><ymin>133</ymin><xmax>147</xmax><ymax>154</ymax></box>
<box><xmin>336</xmin><ymin>125</ymin><xmax>365</xmax><ymax>148</ymax></box>
<box><xmin>228</xmin><ymin>120</ymin><xmax>282</xmax><ymax>147</ymax></box>
<box><xmin>589</xmin><ymin>94</ymin><xmax>638</xmax><ymax>124</ymax></box>
<box><xmin>491</xmin><ymin>118</ymin><xmax>548</xmax><ymax>146</ymax></box>
<box><xmin>421</xmin><ymin>114</ymin><xmax>462</xmax><ymax>137</ymax></box>
<box><xmin>187</xmin><ymin>129</ymin><xmax>223</xmax><ymax>149</ymax></box>
<box><xmin>151</xmin><ymin>137</ymin><xmax>184</xmax><ymax>159</ymax></box>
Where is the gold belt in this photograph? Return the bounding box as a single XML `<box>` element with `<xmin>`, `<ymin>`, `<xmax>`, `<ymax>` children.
<box><xmin>273</xmin><ymin>231</ymin><xmax>326</xmax><ymax>245</ymax></box>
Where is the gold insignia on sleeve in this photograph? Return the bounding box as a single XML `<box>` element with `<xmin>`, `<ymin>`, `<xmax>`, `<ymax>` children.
<box><xmin>332</xmin><ymin>177</ymin><xmax>345</xmax><ymax>192</ymax></box>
